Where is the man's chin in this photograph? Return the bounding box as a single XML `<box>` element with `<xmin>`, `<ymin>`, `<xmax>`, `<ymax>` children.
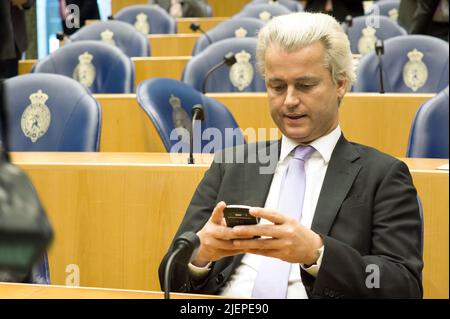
<box><xmin>283</xmin><ymin>130</ymin><xmax>314</xmax><ymax>144</ymax></box>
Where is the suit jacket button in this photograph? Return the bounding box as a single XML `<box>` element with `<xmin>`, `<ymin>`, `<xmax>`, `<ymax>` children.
<box><xmin>216</xmin><ymin>273</ymin><xmax>224</xmax><ymax>284</ymax></box>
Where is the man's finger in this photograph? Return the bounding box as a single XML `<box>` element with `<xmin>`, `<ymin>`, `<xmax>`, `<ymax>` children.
<box><xmin>210</xmin><ymin>201</ymin><xmax>226</xmax><ymax>224</ymax></box>
<box><xmin>250</xmin><ymin>207</ymin><xmax>287</xmax><ymax>225</ymax></box>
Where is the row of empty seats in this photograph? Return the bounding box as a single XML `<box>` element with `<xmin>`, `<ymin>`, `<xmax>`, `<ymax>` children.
<box><xmin>33</xmin><ymin>33</ymin><xmax>449</xmax><ymax>94</ymax></box>
<box><xmin>3</xmin><ymin>73</ymin><xmax>448</xmax><ymax>158</ymax></box>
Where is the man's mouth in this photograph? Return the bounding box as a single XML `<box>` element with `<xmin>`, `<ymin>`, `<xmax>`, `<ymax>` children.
<box><xmin>284</xmin><ymin>114</ymin><xmax>307</xmax><ymax>120</ymax></box>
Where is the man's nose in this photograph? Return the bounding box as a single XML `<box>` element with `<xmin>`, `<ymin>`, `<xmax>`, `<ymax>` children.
<box><xmin>284</xmin><ymin>86</ymin><xmax>300</xmax><ymax>109</ymax></box>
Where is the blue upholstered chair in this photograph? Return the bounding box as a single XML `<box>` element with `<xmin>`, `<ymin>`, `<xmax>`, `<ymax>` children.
<box><xmin>233</xmin><ymin>3</ymin><xmax>292</xmax><ymax>22</ymax></box>
<box><xmin>2</xmin><ymin>73</ymin><xmax>102</xmax><ymax>284</ymax></box>
<box><xmin>182</xmin><ymin>37</ymin><xmax>266</xmax><ymax>93</ymax></box>
<box><xmin>68</xmin><ymin>20</ymin><xmax>150</xmax><ymax>57</ymax></box>
<box><xmin>3</xmin><ymin>73</ymin><xmax>101</xmax><ymax>152</ymax></box>
<box><xmin>366</xmin><ymin>0</ymin><xmax>400</xmax><ymax>21</ymax></box>
<box><xmin>354</xmin><ymin>35</ymin><xmax>449</xmax><ymax>93</ymax></box>
<box><xmin>249</xmin><ymin>0</ymin><xmax>303</xmax><ymax>12</ymax></box>
<box><xmin>347</xmin><ymin>15</ymin><xmax>407</xmax><ymax>55</ymax></box>
<box><xmin>114</xmin><ymin>4</ymin><xmax>176</xmax><ymax>34</ymax></box>
<box><xmin>33</xmin><ymin>41</ymin><xmax>134</xmax><ymax>93</ymax></box>
<box><xmin>192</xmin><ymin>17</ymin><xmax>265</xmax><ymax>55</ymax></box>
<box><xmin>137</xmin><ymin>78</ymin><xmax>245</xmax><ymax>153</ymax></box>
<box><xmin>407</xmin><ymin>87</ymin><xmax>449</xmax><ymax>158</ymax></box>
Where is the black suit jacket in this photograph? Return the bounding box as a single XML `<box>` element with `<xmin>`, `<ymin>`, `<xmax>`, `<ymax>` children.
<box><xmin>409</xmin><ymin>0</ymin><xmax>449</xmax><ymax>41</ymax></box>
<box><xmin>159</xmin><ymin>135</ymin><xmax>423</xmax><ymax>298</ymax></box>
<box><xmin>305</xmin><ymin>0</ymin><xmax>364</xmax><ymax>22</ymax></box>
<box><xmin>0</xmin><ymin>0</ymin><xmax>34</xmax><ymax>59</ymax></box>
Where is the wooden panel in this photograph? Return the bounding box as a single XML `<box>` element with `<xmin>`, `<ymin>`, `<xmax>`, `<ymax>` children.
<box><xmin>10</xmin><ymin>153</ymin><xmax>448</xmax><ymax>298</ymax></box>
<box><xmin>133</xmin><ymin>56</ymin><xmax>189</xmax><ymax>86</ymax></box>
<box><xmin>412</xmin><ymin>171</ymin><xmax>449</xmax><ymax>299</ymax></box>
<box><xmin>148</xmin><ymin>34</ymin><xmax>200</xmax><ymax>56</ymax></box>
<box><xmin>209</xmin><ymin>0</ymin><xmax>250</xmax><ymax>17</ymax></box>
<box><xmin>177</xmin><ymin>17</ymin><xmax>227</xmax><ymax>33</ymax></box>
<box><xmin>111</xmin><ymin>0</ymin><xmax>147</xmax><ymax>15</ymax></box>
<box><xmin>0</xmin><ymin>283</ymin><xmax>221</xmax><ymax>299</ymax></box>
<box><xmin>19</xmin><ymin>59</ymin><xmax>36</xmax><ymax>75</ymax></box>
<box><xmin>95</xmin><ymin>94</ymin><xmax>165</xmax><ymax>152</ymax></box>
<box><xmin>111</xmin><ymin>0</ymin><xmax>250</xmax><ymax>17</ymax></box>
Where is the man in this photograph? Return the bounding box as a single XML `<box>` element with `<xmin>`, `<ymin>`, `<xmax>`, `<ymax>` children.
<box><xmin>150</xmin><ymin>0</ymin><xmax>210</xmax><ymax>18</ymax></box>
<box><xmin>0</xmin><ymin>0</ymin><xmax>35</xmax><ymax>79</ymax></box>
<box><xmin>59</xmin><ymin>0</ymin><xmax>100</xmax><ymax>35</ymax></box>
<box><xmin>159</xmin><ymin>12</ymin><xmax>423</xmax><ymax>299</ymax></box>
<box><xmin>304</xmin><ymin>0</ymin><xmax>364</xmax><ymax>22</ymax></box>
<box><xmin>409</xmin><ymin>0</ymin><xmax>449</xmax><ymax>41</ymax></box>
<box><xmin>398</xmin><ymin>0</ymin><xmax>418</xmax><ymax>31</ymax></box>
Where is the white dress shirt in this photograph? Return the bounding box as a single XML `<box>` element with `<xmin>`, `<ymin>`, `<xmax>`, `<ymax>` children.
<box><xmin>190</xmin><ymin>125</ymin><xmax>342</xmax><ymax>298</ymax></box>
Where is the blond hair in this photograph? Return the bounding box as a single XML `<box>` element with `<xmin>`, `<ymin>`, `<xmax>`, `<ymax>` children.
<box><xmin>256</xmin><ymin>12</ymin><xmax>356</xmax><ymax>91</ymax></box>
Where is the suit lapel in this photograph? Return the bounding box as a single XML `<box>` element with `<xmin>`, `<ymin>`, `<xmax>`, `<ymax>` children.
<box><xmin>311</xmin><ymin>135</ymin><xmax>362</xmax><ymax>235</ymax></box>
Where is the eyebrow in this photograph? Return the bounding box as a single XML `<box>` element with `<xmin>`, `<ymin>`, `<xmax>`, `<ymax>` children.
<box><xmin>267</xmin><ymin>76</ymin><xmax>321</xmax><ymax>83</ymax></box>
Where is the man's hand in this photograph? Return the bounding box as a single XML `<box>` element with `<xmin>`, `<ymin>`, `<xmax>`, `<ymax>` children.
<box><xmin>191</xmin><ymin>201</ymin><xmax>248</xmax><ymax>267</ymax></box>
<box><xmin>231</xmin><ymin>207</ymin><xmax>324</xmax><ymax>265</ymax></box>
<box><xmin>11</xmin><ymin>0</ymin><xmax>28</xmax><ymax>10</ymax></box>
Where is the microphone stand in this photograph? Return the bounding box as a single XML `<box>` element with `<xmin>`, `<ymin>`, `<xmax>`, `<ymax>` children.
<box><xmin>163</xmin><ymin>232</ymin><xmax>200</xmax><ymax>299</ymax></box>
<box><xmin>344</xmin><ymin>15</ymin><xmax>353</xmax><ymax>36</ymax></box>
<box><xmin>375</xmin><ymin>40</ymin><xmax>385</xmax><ymax>94</ymax></box>
<box><xmin>201</xmin><ymin>52</ymin><xmax>237</xmax><ymax>94</ymax></box>
<box><xmin>188</xmin><ymin>104</ymin><xmax>205</xmax><ymax>164</ymax></box>
<box><xmin>190</xmin><ymin>22</ymin><xmax>213</xmax><ymax>44</ymax></box>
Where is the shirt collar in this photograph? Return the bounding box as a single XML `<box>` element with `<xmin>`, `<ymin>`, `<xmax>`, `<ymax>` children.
<box><xmin>279</xmin><ymin>125</ymin><xmax>342</xmax><ymax>164</ymax></box>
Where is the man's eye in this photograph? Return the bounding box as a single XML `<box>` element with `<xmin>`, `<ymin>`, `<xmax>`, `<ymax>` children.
<box><xmin>296</xmin><ymin>84</ymin><xmax>315</xmax><ymax>90</ymax></box>
<box><xmin>270</xmin><ymin>85</ymin><xmax>285</xmax><ymax>92</ymax></box>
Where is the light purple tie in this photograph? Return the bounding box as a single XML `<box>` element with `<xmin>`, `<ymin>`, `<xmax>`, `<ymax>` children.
<box><xmin>252</xmin><ymin>145</ymin><xmax>315</xmax><ymax>299</ymax></box>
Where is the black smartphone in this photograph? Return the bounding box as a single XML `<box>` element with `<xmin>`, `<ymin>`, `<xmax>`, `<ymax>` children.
<box><xmin>223</xmin><ymin>205</ymin><xmax>260</xmax><ymax>228</ymax></box>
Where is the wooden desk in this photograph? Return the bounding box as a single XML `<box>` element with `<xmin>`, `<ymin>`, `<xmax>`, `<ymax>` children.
<box><xmin>0</xmin><ymin>283</ymin><xmax>219</xmax><ymax>299</ymax></box>
<box><xmin>177</xmin><ymin>17</ymin><xmax>227</xmax><ymax>33</ymax></box>
<box><xmin>95</xmin><ymin>93</ymin><xmax>433</xmax><ymax>157</ymax></box>
<box><xmin>19</xmin><ymin>57</ymin><xmax>190</xmax><ymax>88</ymax></box>
<box><xmin>111</xmin><ymin>0</ymin><xmax>250</xmax><ymax>17</ymax></box>
<box><xmin>83</xmin><ymin>17</ymin><xmax>228</xmax><ymax>34</ymax></box>
<box><xmin>10</xmin><ymin>153</ymin><xmax>449</xmax><ymax>298</ymax></box>
<box><xmin>148</xmin><ymin>34</ymin><xmax>200</xmax><ymax>56</ymax></box>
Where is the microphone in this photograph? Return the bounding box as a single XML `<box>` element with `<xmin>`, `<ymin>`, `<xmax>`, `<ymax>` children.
<box><xmin>375</xmin><ymin>39</ymin><xmax>385</xmax><ymax>94</ymax></box>
<box><xmin>163</xmin><ymin>232</ymin><xmax>200</xmax><ymax>299</ymax></box>
<box><xmin>201</xmin><ymin>52</ymin><xmax>237</xmax><ymax>94</ymax></box>
<box><xmin>188</xmin><ymin>104</ymin><xmax>205</xmax><ymax>164</ymax></box>
<box><xmin>343</xmin><ymin>15</ymin><xmax>353</xmax><ymax>35</ymax></box>
<box><xmin>190</xmin><ymin>22</ymin><xmax>213</xmax><ymax>45</ymax></box>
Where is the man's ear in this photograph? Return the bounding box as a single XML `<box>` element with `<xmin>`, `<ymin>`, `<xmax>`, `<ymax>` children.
<box><xmin>336</xmin><ymin>75</ymin><xmax>348</xmax><ymax>99</ymax></box>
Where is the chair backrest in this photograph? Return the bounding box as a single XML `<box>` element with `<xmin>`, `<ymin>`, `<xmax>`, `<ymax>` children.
<box><xmin>407</xmin><ymin>87</ymin><xmax>449</xmax><ymax>158</ymax></box>
<box><xmin>354</xmin><ymin>35</ymin><xmax>449</xmax><ymax>93</ymax></box>
<box><xmin>249</xmin><ymin>0</ymin><xmax>303</xmax><ymax>12</ymax></box>
<box><xmin>347</xmin><ymin>15</ymin><xmax>407</xmax><ymax>55</ymax></box>
<box><xmin>114</xmin><ymin>4</ymin><xmax>177</xmax><ymax>34</ymax></box>
<box><xmin>192</xmin><ymin>17</ymin><xmax>265</xmax><ymax>55</ymax></box>
<box><xmin>33</xmin><ymin>41</ymin><xmax>135</xmax><ymax>94</ymax></box>
<box><xmin>182</xmin><ymin>37</ymin><xmax>266</xmax><ymax>93</ymax></box>
<box><xmin>3</xmin><ymin>73</ymin><xmax>101</xmax><ymax>151</ymax></box>
<box><xmin>366</xmin><ymin>0</ymin><xmax>400</xmax><ymax>22</ymax></box>
<box><xmin>68</xmin><ymin>20</ymin><xmax>150</xmax><ymax>57</ymax></box>
<box><xmin>233</xmin><ymin>3</ymin><xmax>292</xmax><ymax>23</ymax></box>
<box><xmin>137</xmin><ymin>77</ymin><xmax>245</xmax><ymax>153</ymax></box>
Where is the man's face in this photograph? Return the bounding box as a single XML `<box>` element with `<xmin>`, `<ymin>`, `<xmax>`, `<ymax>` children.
<box><xmin>264</xmin><ymin>41</ymin><xmax>347</xmax><ymax>144</ymax></box>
